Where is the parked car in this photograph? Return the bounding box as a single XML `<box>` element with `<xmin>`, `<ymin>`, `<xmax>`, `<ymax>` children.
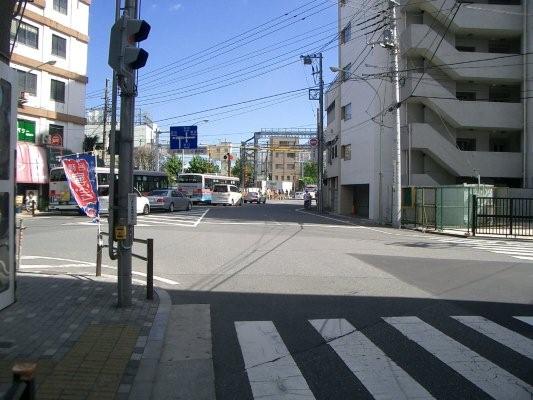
<box><xmin>244</xmin><ymin>191</ymin><xmax>266</xmax><ymax>204</ymax></box>
<box><xmin>146</xmin><ymin>189</ymin><xmax>192</xmax><ymax>212</ymax></box>
<box><xmin>98</xmin><ymin>186</ymin><xmax>150</xmax><ymax>215</ymax></box>
<box><xmin>211</xmin><ymin>184</ymin><xmax>243</xmax><ymax>206</ymax></box>
<box><xmin>293</xmin><ymin>191</ymin><xmax>305</xmax><ymax>200</ymax></box>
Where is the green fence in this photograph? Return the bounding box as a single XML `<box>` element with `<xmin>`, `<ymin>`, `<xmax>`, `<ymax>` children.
<box><xmin>402</xmin><ymin>185</ymin><xmax>494</xmax><ymax>232</ymax></box>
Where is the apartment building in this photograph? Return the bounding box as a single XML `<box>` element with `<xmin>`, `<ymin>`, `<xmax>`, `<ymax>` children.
<box><xmin>325</xmin><ymin>0</ymin><xmax>533</xmax><ymax>222</ymax></box>
<box><xmin>11</xmin><ymin>0</ymin><xmax>89</xmax><ymax>206</ymax></box>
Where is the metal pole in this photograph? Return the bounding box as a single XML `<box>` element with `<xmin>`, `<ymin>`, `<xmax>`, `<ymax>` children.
<box><xmin>155</xmin><ymin>129</ymin><xmax>160</xmax><ymax>171</ymax></box>
<box><xmin>116</xmin><ymin>0</ymin><xmax>138</xmax><ymax>307</ymax></box>
<box><xmin>318</xmin><ymin>53</ymin><xmax>324</xmax><ymax>213</ymax></box>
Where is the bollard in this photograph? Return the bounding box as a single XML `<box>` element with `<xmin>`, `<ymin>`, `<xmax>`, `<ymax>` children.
<box><xmin>147</xmin><ymin>238</ymin><xmax>154</xmax><ymax>300</ymax></box>
<box><xmin>11</xmin><ymin>363</ymin><xmax>36</xmax><ymax>400</ymax></box>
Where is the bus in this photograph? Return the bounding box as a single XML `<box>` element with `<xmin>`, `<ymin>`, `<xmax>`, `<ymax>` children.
<box><xmin>48</xmin><ymin>167</ymin><xmax>169</xmax><ymax>212</ymax></box>
<box><xmin>177</xmin><ymin>173</ymin><xmax>240</xmax><ymax>204</ymax></box>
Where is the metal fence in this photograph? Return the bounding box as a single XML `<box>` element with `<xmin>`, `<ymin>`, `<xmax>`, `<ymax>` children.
<box><xmin>402</xmin><ymin>185</ymin><xmax>533</xmax><ymax>237</ymax></box>
<box><xmin>472</xmin><ymin>196</ymin><xmax>533</xmax><ymax>237</ymax></box>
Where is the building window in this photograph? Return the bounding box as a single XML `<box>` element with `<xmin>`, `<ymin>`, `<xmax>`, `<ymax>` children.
<box><xmin>341</xmin><ymin>144</ymin><xmax>351</xmax><ymax>160</ymax></box>
<box><xmin>342</xmin><ymin>103</ymin><xmax>352</xmax><ymax>120</ymax></box>
<box><xmin>456</xmin><ymin>138</ymin><xmax>476</xmax><ymax>151</ymax></box>
<box><xmin>16</xmin><ymin>69</ymin><xmax>37</xmax><ymax>96</ymax></box>
<box><xmin>456</xmin><ymin>45</ymin><xmax>475</xmax><ymax>52</ymax></box>
<box><xmin>52</xmin><ymin>34</ymin><xmax>66</xmax><ymax>58</ymax></box>
<box><xmin>341</xmin><ymin>63</ymin><xmax>352</xmax><ymax>82</ymax></box>
<box><xmin>50</xmin><ymin>79</ymin><xmax>65</xmax><ymax>102</ymax></box>
<box><xmin>275</xmin><ymin>164</ymin><xmax>284</xmax><ymax>170</ymax></box>
<box><xmin>53</xmin><ymin>0</ymin><xmax>68</xmax><ymax>14</ymax></box>
<box><xmin>287</xmin><ymin>153</ymin><xmax>295</xmax><ymax>158</ymax></box>
<box><xmin>287</xmin><ymin>164</ymin><xmax>295</xmax><ymax>170</ymax></box>
<box><xmin>341</xmin><ymin>22</ymin><xmax>352</xmax><ymax>44</ymax></box>
<box><xmin>11</xmin><ymin>20</ymin><xmax>38</xmax><ymax>49</ymax></box>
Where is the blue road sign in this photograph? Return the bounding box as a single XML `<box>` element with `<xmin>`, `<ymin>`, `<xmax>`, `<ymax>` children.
<box><xmin>170</xmin><ymin>126</ymin><xmax>198</xmax><ymax>150</ymax></box>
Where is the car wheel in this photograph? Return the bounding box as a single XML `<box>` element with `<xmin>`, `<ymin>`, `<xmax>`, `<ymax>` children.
<box><xmin>239</xmin><ymin>198</ymin><xmax>243</xmax><ymax>206</ymax></box>
<box><xmin>142</xmin><ymin>204</ymin><xmax>150</xmax><ymax>215</ymax></box>
<box><xmin>169</xmin><ymin>202</ymin><xmax>175</xmax><ymax>212</ymax></box>
<box><xmin>186</xmin><ymin>202</ymin><xmax>192</xmax><ymax>211</ymax></box>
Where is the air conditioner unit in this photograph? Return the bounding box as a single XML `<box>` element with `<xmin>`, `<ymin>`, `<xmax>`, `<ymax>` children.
<box><xmin>41</xmin><ymin>135</ymin><xmax>50</xmax><ymax>145</ymax></box>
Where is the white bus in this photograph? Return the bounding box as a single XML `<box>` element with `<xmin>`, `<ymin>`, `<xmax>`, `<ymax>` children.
<box><xmin>48</xmin><ymin>167</ymin><xmax>169</xmax><ymax>212</ymax></box>
<box><xmin>177</xmin><ymin>173</ymin><xmax>240</xmax><ymax>204</ymax></box>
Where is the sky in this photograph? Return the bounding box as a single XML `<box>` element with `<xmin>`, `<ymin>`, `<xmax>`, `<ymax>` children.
<box><xmin>85</xmin><ymin>0</ymin><xmax>340</xmax><ymax>147</ymax></box>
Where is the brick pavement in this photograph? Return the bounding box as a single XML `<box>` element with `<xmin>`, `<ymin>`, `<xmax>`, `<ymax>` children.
<box><xmin>0</xmin><ymin>272</ymin><xmax>160</xmax><ymax>399</ymax></box>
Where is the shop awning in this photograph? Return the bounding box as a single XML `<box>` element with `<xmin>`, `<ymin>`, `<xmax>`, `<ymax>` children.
<box><xmin>16</xmin><ymin>142</ymin><xmax>49</xmax><ymax>184</ymax></box>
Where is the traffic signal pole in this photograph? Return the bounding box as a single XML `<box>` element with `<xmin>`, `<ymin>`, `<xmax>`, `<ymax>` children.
<box><xmin>108</xmin><ymin>0</ymin><xmax>150</xmax><ymax>307</ymax></box>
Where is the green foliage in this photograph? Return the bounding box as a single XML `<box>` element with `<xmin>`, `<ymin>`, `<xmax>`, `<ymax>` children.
<box><xmin>186</xmin><ymin>156</ymin><xmax>220</xmax><ymax>174</ymax></box>
<box><xmin>303</xmin><ymin>161</ymin><xmax>317</xmax><ymax>184</ymax></box>
<box><xmin>83</xmin><ymin>135</ymin><xmax>99</xmax><ymax>152</ymax></box>
<box><xmin>161</xmin><ymin>155</ymin><xmax>182</xmax><ymax>185</ymax></box>
<box><xmin>231</xmin><ymin>158</ymin><xmax>253</xmax><ymax>186</ymax></box>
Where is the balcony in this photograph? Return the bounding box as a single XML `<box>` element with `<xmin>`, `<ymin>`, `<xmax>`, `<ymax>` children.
<box><xmin>401</xmin><ymin>24</ymin><xmax>522</xmax><ymax>82</ymax></box>
<box><xmin>401</xmin><ymin>0</ymin><xmax>522</xmax><ymax>35</ymax></box>
<box><xmin>404</xmin><ymin>123</ymin><xmax>522</xmax><ymax>178</ymax></box>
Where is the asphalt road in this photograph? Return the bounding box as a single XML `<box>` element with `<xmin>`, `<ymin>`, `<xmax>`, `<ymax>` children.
<box><xmin>18</xmin><ymin>200</ymin><xmax>533</xmax><ymax>399</ymax></box>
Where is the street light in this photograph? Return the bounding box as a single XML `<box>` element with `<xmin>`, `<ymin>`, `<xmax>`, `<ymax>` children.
<box><xmin>330</xmin><ymin>66</ymin><xmax>385</xmax><ymax>224</ymax></box>
<box><xmin>19</xmin><ymin>60</ymin><xmax>56</xmax><ymax>105</ymax></box>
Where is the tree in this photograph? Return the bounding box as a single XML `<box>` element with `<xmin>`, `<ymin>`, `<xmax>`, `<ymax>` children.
<box><xmin>133</xmin><ymin>145</ymin><xmax>156</xmax><ymax>170</ymax></box>
<box><xmin>303</xmin><ymin>160</ymin><xmax>317</xmax><ymax>184</ymax></box>
<box><xmin>186</xmin><ymin>156</ymin><xmax>220</xmax><ymax>174</ymax></box>
<box><xmin>161</xmin><ymin>155</ymin><xmax>182</xmax><ymax>185</ymax></box>
<box><xmin>83</xmin><ymin>135</ymin><xmax>99</xmax><ymax>152</ymax></box>
<box><xmin>231</xmin><ymin>158</ymin><xmax>253</xmax><ymax>186</ymax></box>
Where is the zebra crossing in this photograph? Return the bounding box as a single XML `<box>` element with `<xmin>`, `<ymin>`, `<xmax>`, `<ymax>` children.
<box><xmin>129</xmin><ymin>208</ymin><xmax>209</xmax><ymax>227</ymax></box>
<box><xmin>433</xmin><ymin>236</ymin><xmax>533</xmax><ymax>261</ymax></box>
<box><xmin>232</xmin><ymin>315</ymin><xmax>533</xmax><ymax>399</ymax></box>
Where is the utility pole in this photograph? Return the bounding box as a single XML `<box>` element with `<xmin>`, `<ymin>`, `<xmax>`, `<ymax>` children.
<box><xmin>301</xmin><ymin>53</ymin><xmax>324</xmax><ymax>213</ymax></box>
<box><xmin>388</xmin><ymin>0</ymin><xmax>402</xmax><ymax>228</ymax></box>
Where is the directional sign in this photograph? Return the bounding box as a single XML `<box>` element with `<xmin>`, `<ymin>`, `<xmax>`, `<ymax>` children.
<box><xmin>170</xmin><ymin>126</ymin><xmax>198</xmax><ymax>150</ymax></box>
<box><xmin>309</xmin><ymin>137</ymin><xmax>318</xmax><ymax>147</ymax></box>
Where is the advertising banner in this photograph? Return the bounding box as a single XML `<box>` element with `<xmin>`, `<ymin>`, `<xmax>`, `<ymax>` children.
<box><xmin>61</xmin><ymin>154</ymin><xmax>99</xmax><ymax>218</ymax></box>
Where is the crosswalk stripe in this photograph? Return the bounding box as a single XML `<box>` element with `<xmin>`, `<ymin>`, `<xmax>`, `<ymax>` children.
<box><xmin>514</xmin><ymin>316</ymin><xmax>533</xmax><ymax>327</ymax></box>
<box><xmin>384</xmin><ymin>316</ymin><xmax>533</xmax><ymax>400</ymax></box>
<box><xmin>235</xmin><ymin>321</ymin><xmax>315</xmax><ymax>399</ymax></box>
<box><xmin>309</xmin><ymin>318</ymin><xmax>434</xmax><ymax>400</ymax></box>
<box><xmin>452</xmin><ymin>316</ymin><xmax>533</xmax><ymax>360</ymax></box>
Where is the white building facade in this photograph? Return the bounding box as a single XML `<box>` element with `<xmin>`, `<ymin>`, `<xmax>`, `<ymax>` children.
<box><xmin>325</xmin><ymin>0</ymin><xmax>533</xmax><ymax>223</ymax></box>
<box><xmin>11</xmin><ymin>0</ymin><xmax>89</xmax><ymax>205</ymax></box>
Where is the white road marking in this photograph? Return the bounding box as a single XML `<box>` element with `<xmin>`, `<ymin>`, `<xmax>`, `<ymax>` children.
<box><xmin>385</xmin><ymin>316</ymin><xmax>533</xmax><ymax>400</ymax></box>
<box><xmin>19</xmin><ymin>256</ymin><xmax>179</xmax><ymax>285</ymax></box>
<box><xmin>453</xmin><ymin>316</ymin><xmax>533</xmax><ymax>360</ymax></box>
<box><xmin>310</xmin><ymin>318</ymin><xmax>434</xmax><ymax>400</ymax></box>
<box><xmin>514</xmin><ymin>316</ymin><xmax>533</xmax><ymax>327</ymax></box>
<box><xmin>235</xmin><ymin>321</ymin><xmax>315</xmax><ymax>399</ymax></box>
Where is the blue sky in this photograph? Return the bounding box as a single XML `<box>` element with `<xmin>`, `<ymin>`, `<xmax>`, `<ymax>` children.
<box><xmin>85</xmin><ymin>0</ymin><xmax>339</xmax><ymax>146</ymax></box>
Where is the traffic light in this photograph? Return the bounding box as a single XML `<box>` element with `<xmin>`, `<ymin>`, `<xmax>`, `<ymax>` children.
<box><xmin>108</xmin><ymin>14</ymin><xmax>151</xmax><ymax>75</ymax></box>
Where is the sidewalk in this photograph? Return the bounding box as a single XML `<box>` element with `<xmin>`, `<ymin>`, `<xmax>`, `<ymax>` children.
<box><xmin>0</xmin><ymin>270</ymin><xmax>214</xmax><ymax>399</ymax></box>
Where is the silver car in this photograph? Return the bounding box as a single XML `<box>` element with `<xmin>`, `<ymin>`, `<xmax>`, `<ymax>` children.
<box><xmin>146</xmin><ymin>189</ymin><xmax>192</xmax><ymax>212</ymax></box>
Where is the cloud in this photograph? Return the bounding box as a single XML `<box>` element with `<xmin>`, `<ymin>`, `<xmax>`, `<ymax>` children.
<box><xmin>169</xmin><ymin>3</ymin><xmax>182</xmax><ymax>12</ymax></box>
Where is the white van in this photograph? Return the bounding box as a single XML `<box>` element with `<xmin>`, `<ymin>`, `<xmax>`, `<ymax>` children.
<box><xmin>211</xmin><ymin>184</ymin><xmax>243</xmax><ymax>206</ymax></box>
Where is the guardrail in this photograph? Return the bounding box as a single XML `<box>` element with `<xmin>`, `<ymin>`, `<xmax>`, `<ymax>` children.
<box><xmin>96</xmin><ymin>232</ymin><xmax>154</xmax><ymax>300</ymax></box>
